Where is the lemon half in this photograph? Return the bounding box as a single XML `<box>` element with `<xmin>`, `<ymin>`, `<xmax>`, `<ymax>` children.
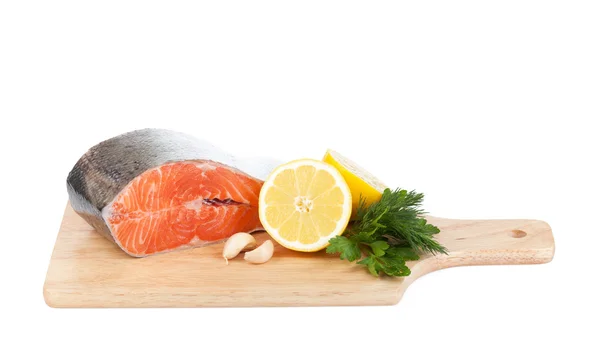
<box><xmin>258</xmin><ymin>159</ymin><xmax>352</xmax><ymax>252</ymax></box>
<box><xmin>323</xmin><ymin>149</ymin><xmax>387</xmax><ymax>215</ymax></box>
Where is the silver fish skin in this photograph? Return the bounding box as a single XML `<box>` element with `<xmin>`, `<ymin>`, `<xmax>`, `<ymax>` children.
<box><xmin>66</xmin><ymin>128</ymin><xmax>280</xmax><ymax>244</ymax></box>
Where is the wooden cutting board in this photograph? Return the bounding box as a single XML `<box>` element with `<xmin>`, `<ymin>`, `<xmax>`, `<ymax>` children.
<box><xmin>44</xmin><ymin>203</ymin><xmax>555</xmax><ymax>307</ymax></box>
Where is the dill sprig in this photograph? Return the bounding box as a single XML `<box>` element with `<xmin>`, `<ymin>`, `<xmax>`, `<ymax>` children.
<box><xmin>326</xmin><ymin>188</ymin><xmax>446</xmax><ymax>277</ymax></box>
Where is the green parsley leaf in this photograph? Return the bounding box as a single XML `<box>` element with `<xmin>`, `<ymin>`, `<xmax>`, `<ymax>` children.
<box><xmin>357</xmin><ymin>256</ymin><xmax>383</xmax><ymax>276</ymax></box>
<box><xmin>368</xmin><ymin>241</ymin><xmax>389</xmax><ymax>257</ymax></box>
<box><xmin>357</xmin><ymin>253</ymin><xmax>411</xmax><ymax>277</ymax></box>
<box><xmin>326</xmin><ymin>236</ymin><xmax>361</xmax><ymax>262</ymax></box>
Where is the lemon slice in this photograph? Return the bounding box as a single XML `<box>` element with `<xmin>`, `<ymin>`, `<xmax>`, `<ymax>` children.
<box><xmin>258</xmin><ymin>159</ymin><xmax>352</xmax><ymax>252</ymax></box>
<box><xmin>323</xmin><ymin>149</ymin><xmax>387</xmax><ymax>214</ymax></box>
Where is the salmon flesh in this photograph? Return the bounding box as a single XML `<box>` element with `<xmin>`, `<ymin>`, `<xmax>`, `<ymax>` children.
<box><xmin>67</xmin><ymin>129</ymin><xmax>279</xmax><ymax>257</ymax></box>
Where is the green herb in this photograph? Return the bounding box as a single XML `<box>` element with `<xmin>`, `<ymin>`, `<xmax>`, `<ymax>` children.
<box><xmin>326</xmin><ymin>188</ymin><xmax>446</xmax><ymax>277</ymax></box>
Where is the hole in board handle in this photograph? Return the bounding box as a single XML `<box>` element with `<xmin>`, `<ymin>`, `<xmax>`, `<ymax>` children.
<box><xmin>509</xmin><ymin>229</ymin><xmax>527</xmax><ymax>238</ymax></box>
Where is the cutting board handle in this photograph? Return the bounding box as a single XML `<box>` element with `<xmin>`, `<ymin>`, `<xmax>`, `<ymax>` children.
<box><xmin>423</xmin><ymin>217</ymin><xmax>555</xmax><ymax>270</ymax></box>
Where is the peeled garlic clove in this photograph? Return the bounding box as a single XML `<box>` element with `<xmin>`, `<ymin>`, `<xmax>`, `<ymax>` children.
<box><xmin>222</xmin><ymin>232</ymin><xmax>257</xmax><ymax>264</ymax></box>
<box><xmin>244</xmin><ymin>240</ymin><xmax>274</xmax><ymax>264</ymax></box>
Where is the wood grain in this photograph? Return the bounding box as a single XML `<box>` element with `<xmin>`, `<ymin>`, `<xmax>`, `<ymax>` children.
<box><xmin>43</xmin><ymin>203</ymin><xmax>555</xmax><ymax>307</ymax></box>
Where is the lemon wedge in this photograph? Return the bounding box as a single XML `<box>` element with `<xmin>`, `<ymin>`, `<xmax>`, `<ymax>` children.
<box><xmin>323</xmin><ymin>149</ymin><xmax>387</xmax><ymax>215</ymax></box>
<box><xmin>258</xmin><ymin>159</ymin><xmax>352</xmax><ymax>252</ymax></box>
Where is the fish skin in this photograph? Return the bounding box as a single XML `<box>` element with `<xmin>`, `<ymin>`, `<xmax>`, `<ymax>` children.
<box><xmin>67</xmin><ymin>128</ymin><xmax>280</xmax><ymax>249</ymax></box>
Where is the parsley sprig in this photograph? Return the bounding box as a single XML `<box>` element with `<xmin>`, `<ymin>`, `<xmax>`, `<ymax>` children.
<box><xmin>326</xmin><ymin>188</ymin><xmax>447</xmax><ymax>277</ymax></box>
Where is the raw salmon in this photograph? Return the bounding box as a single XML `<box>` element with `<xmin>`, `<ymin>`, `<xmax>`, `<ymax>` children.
<box><xmin>67</xmin><ymin>129</ymin><xmax>279</xmax><ymax>257</ymax></box>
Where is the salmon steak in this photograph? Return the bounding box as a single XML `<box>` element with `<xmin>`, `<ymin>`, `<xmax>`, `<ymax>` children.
<box><xmin>67</xmin><ymin>129</ymin><xmax>279</xmax><ymax>257</ymax></box>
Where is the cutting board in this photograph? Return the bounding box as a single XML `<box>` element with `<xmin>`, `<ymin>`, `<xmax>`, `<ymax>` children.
<box><xmin>44</xmin><ymin>203</ymin><xmax>555</xmax><ymax>307</ymax></box>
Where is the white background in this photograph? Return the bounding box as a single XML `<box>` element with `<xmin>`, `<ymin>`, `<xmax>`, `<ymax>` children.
<box><xmin>1</xmin><ymin>1</ymin><xmax>599</xmax><ymax>359</ymax></box>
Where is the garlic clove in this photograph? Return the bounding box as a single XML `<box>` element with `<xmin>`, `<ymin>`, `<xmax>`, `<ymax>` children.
<box><xmin>244</xmin><ymin>240</ymin><xmax>274</xmax><ymax>264</ymax></box>
<box><xmin>222</xmin><ymin>232</ymin><xmax>257</xmax><ymax>264</ymax></box>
